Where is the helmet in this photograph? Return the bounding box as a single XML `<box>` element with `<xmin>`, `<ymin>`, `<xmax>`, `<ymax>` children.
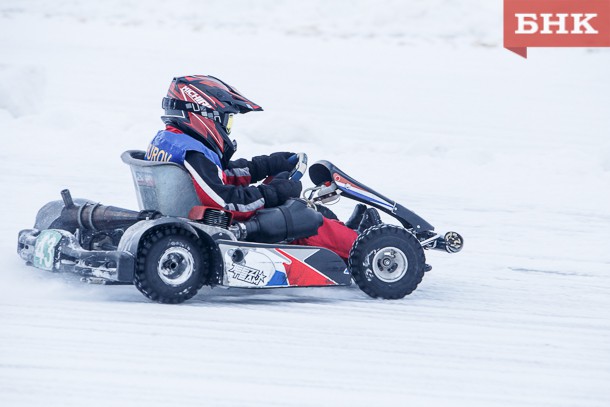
<box><xmin>161</xmin><ymin>75</ymin><xmax>263</xmax><ymax>165</ymax></box>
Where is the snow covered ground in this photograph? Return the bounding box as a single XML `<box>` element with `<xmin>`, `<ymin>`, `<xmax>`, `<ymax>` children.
<box><xmin>1</xmin><ymin>1</ymin><xmax>609</xmax><ymax>406</ymax></box>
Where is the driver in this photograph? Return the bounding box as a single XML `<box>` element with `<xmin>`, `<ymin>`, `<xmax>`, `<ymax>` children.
<box><xmin>145</xmin><ymin>75</ymin><xmax>380</xmax><ymax>259</ymax></box>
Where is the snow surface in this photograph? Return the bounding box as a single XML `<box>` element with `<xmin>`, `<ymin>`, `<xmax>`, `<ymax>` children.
<box><xmin>1</xmin><ymin>1</ymin><xmax>609</xmax><ymax>406</ymax></box>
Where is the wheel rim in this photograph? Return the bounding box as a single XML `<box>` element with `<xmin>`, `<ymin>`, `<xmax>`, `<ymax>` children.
<box><xmin>157</xmin><ymin>247</ymin><xmax>195</xmax><ymax>286</ymax></box>
<box><xmin>369</xmin><ymin>247</ymin><xmax>408</xmax><ymax>283</ymax></box>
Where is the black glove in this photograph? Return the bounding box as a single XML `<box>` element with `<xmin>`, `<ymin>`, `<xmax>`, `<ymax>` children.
<box><xmin>249</xmin><ymin>152</ymin><xmax>296</xmax><ymax>181</ymax></box>
<box><xmin>258</xmin><ymin>171</ymin><xmax>302</xmax><ymax>208</ymax></box>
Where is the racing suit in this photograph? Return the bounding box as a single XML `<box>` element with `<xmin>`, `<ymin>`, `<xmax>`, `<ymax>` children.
<box><xmin>146</xmin><ymin>126</ymin><xmax>357</xmax><ymax>259</ymax></box>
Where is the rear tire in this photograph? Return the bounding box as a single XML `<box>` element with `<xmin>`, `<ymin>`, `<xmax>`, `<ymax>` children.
<box><xmin>135</xmin><ymin>227</ymin><xmax>208</xmax><ymax>304</ymax></box>
<box><xmin>349</xmin><ymin>225</ymin><xmax>425</xmax><ymax>299</ymax></box>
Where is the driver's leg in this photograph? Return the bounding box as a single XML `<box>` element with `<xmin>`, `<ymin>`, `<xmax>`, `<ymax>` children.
<box><xmin>292</xmin><ymin>218</ymin><xmax>358</xmax><ymax>260</ymax></box>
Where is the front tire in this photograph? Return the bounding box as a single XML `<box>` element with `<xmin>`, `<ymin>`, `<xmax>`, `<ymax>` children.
<box><xmin>135</xmin><ymin>227</ymin><xmax>209</xmax><ymax>304</ymax></box>
<box><xmin>349</xmin><ymin>225</ymin><xmax>425</xmax><ymax>299</ymax></box>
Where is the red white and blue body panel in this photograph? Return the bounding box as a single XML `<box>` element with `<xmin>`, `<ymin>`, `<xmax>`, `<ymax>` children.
<box><xmin>218</xmin><ymin>241</ymin><xmax>351</xmax><ymax>288</ymax></box>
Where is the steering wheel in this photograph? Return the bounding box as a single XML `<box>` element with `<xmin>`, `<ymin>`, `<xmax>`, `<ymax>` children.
<box><xmin>287</xmin><ymin>153</ymin><xmax>308</xmax><ymax>181</ymax></box>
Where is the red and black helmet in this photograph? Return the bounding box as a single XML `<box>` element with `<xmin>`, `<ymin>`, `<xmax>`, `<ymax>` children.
<box><xmin>161</xmin><ymin>75</ymin><xmax>263</xmax><ymax>165</ymax></box>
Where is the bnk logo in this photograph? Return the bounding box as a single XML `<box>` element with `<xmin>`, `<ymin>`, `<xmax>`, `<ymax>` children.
<box><xmin>504</xmin><ymin>0</ymin><xmax>610</xmax><ymax>58</ymax></box>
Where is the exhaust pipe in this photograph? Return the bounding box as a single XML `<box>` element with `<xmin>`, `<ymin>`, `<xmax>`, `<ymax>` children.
<box><xmin>61</xmin><ymin>189</ymin><xmax>75</xmax><ymax>208</ymax></box>
<box><xmin>35</xmin><ymin>189</ymin><xmax>161</xmax><ymax>233</ymax></box>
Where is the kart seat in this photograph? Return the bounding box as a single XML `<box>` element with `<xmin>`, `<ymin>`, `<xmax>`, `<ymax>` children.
<box><xmin>121</xmin><ymin>150</ymin><xmax>201</xmax><ymax>217</ymax></box>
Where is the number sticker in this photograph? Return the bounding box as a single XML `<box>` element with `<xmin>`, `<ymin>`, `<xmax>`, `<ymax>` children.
<box><xmin>33</xmin><ymin>230</ymin><xmax>63</xmax><ymax>271</ymax></box>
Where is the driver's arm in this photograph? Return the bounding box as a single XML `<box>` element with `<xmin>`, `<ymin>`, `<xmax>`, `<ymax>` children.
<box><xmin>185</xmin><ymin>151</ymin><xmax>301</xmax><ymax>220</ymax></box>
<box><xmin>226</xmin><ymin>152</ymin><xmax>296</xmax><ymax>185</ymax></box>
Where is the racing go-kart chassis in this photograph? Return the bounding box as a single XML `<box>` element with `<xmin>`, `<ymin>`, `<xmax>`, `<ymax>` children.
<box><xmin>17</xmin><ymin>151</ymin><xmax>463</xmax><ymax>303</ymax></box>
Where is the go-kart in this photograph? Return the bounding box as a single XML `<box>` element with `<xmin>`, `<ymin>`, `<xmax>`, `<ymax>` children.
<box><xmin>17</xmin><ymin>151</ymin><xmax>463</xmax><ymax>303</ymax></box>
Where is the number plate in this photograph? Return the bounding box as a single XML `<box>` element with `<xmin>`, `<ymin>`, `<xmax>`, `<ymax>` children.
<box><xmin>33</xmin><ymin>230</ymin><xmax>63</xmax><ymax>271</ymax></box>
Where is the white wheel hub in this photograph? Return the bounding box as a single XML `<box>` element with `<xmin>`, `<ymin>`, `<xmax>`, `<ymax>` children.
<box><xmin>370</xmin><ymin>247</ymin><xmax>408</xmax><ymax>283</ymax></box>
<box><xmin>157</xmin><ymin>246</ymin><xmax>195</xmax><ymax>286</ymax></box>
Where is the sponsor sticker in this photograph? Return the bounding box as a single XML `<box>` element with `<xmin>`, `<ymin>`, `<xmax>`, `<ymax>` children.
<box><xmin>135</xmin><ymin>171</ymin><xmax>156</xmax><ymax>187</ymax></box>
<box><xmin>229</xmin><ymin>264</ymin><xmax>267</xmax><ymax>286</ymax></box>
